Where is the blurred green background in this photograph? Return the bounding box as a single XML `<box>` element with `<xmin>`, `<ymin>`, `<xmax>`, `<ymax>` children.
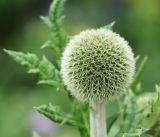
<box><xmin>0</xmin><ymin>0</ymin><xmax>160</xmax><ymax>137</ymax></box>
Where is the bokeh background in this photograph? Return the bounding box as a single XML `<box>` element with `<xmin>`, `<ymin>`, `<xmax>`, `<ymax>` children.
<box><xmin>0</xmin><ymin>0</ymin><xmax>160</xmax><ymax>137</ymax></box>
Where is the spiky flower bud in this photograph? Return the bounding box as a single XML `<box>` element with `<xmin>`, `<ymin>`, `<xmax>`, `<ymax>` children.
<box><xmin>61</xmin><ymin>29</ymin><xmax>135</xmax><ymax>102</ymax></box>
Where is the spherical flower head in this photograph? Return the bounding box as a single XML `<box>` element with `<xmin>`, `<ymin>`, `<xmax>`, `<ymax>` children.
<box><xmin>61</xmin><ymin>28</ymin><xmax>135</xmax><ymax>102</ymax></box>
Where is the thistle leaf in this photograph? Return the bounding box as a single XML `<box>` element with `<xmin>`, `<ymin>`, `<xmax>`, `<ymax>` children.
<box><xmin>42</xmin><ymin>0</ymin><xmax>68</xmax><ymax>48</ymax></box>
<box><xmin>102</xmin><ymin>21</ymin><xmax>115</xmax><ymax>30</ymax></box>
<box><xmin>49</xmin><ymin>0</ymin><xmax>66</xmax><ymax>21</ymax></box>
<box><xmin>69</xmin><ymin>100</ymin><xmax>89</xmax><ymax>137</ymax></box>
<box><xmin>120</xmin><ymin>129</ymin><xmax>148</xmax><ymax>137</ymax></box>
<box><xmin>40</xmin><ymin>40</ymin><xmax>61</xmax><ymax>59</ymax></box>
<box><xmin>4</xmin><ymin>49</ymin><xmax>60</xmax><ymax>87</ymax></box>
<box><xmin>131</xmin><ymin>56</ymin><xmax>148</xmax><ymax>91</ymax></box>
<box><xmin>35</xmin><ymin>104</ymin><xmax>83</xmax><ymax>127</ymax></box>
<box><xmin>41</xmin><ymin>40</ymin><xmax>53</xmax><ymax>49</ymax></box>
<box><xmin>142</xmin><ymin>86</ymin><xmax>160</xmax><ymax>129</ymax></box>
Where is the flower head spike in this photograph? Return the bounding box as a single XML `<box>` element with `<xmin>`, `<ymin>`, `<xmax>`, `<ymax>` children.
<box><xmin>61</xmin><ymin>29</ymin><xmax>135</xmax><ymax>102</ymax></box>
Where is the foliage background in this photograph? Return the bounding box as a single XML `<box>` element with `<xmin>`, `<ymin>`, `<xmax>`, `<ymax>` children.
<box><xmin>0</xmin><ymin>0</ymin><xmax>160</xmax><ymax>137</ymax></box>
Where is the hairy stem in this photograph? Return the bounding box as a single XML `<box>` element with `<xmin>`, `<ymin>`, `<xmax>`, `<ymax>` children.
<box><xmin>90</xmin><ymin>101</ymin><xmax>107</xmax><ymax>137</ymax></box>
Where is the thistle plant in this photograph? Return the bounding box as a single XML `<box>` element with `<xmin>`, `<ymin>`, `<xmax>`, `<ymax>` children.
<box><xmin>4</xmin><ymin>0</ymin><xmax>160</xmax><ymax>137</ymax></box>
<box><xmin>61</xmin><ymin>29</ymin><xmax>135</xmax><ymax>102</ymax></box>
<box><xmin>61</xmin><ymin>28</ymin><xmax>135</xmax><ymax>137</ymax></box>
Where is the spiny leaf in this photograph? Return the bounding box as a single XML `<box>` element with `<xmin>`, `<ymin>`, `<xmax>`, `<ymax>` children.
<box><xmin>131</xmin><ymin>56</ymin><xmax>148</xmax><ymax>91</ymax></box>
<box><xmin>121</xmin><ymin>91</ymin><xmax>137</xmax><ymax>132</ymax></box>
<box><xmin>71</xmin><ymin>101</ymin><xmax>89</xmax><ymax>137</ymax></box>
<box><xmin>40</xmin><ymin>40</ymin><xmax>61</xmax><ymax>59</ymax></box>
<box><xmin>117</xmin><ymin>91</ymin><xmax>151</xmax><ymax>135</ymax></box>
<box><xmin>4</xmin><ymin>49</ymin><xmax>61</xmax><ymax>87</ymax></box>
<box><xmin>42</xmin><ymin>0</ymin><xmax>68</xmax><ymax>48</ymax></box>
<box><xmin>41</xmin><ymin>40</ymin><xmax>53</xmax><ymax>49</ymax></box>
<box><xmin>49</xmin><ymin>0</ymin><xmax>66</xmax><ymax>21</ymax></box>
<box><xmin>120</xmin><ymin>128</ymin><xmax>149</xmax><ymax>137</ymax></box>
<box><xmin>102</xmin><ymin>21</ymin><xmax>115</xmax><ymax>30</ymax></box>
<box><xmin>35</xmin><ymin>104</ymin><xmax>83</xmax><ymax>127</ymax></box>
<box><xmin>120</xmin><ymin>86</ymin><xmax>160</xmax><ymax>136</ymax></box>
<box><xmin>142</xmin><ymin>86</ymin><xmax>160</xmax><ymax>129</ymax></box>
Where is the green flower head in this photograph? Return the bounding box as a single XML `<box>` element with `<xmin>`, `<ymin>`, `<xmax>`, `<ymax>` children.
<box><xmin>61</xmin><ymin>29</ymin><xmax>135</xmax><ymax>102</ymax></box>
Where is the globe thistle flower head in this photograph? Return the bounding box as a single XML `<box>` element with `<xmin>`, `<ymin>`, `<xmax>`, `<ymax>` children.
<box><xmin>61</xmin><ymin>29</ymin><xmax>135</xmax><ymax>102</ymax></box>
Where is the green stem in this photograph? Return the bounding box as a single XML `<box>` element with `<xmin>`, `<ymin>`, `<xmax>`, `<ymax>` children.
<box><xmin>90</xmin><ymin>101</ymin><xmax>107</xmax><ymax>137</ymax></box>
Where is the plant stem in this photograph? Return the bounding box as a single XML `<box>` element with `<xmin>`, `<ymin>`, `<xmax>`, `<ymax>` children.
<box><xmin>90</xmin><ymin>101</ymin><xmax>107</xmax><ymax>137</ymax></box>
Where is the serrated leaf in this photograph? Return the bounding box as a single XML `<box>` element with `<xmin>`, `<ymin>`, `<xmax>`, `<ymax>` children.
<box><xmin>131</xmin><ymin>56</ymin><xmax>148</xmax><ymax>91</ymax></box>
<box><xmin>49</xmin><ymin>0</ymin><xmax>66</xmax><ymax>21</ymax></box>
<box><xmin>40</xmin><ymin>40</ymin><xmax>61</xmax><ymax>58</ymax></box>
<box><xmin>116</xmin><ymin>92</ymin><xmax>147</xmax><ymax>136</ymax></box>
<box><xmin>42</xmin><ymin>0</ymin><xmax>68</xmax><ymax>48</ymax></box>
<box><xmin>142</xmin><ymin>87</ymin><xmax>160</xmax><ymax>129</ymax></box>
<box><xmin>41</xmin><ymin>40</ymin><xmax>54</xmax><ymax>49</ymax></box>
<box><xmin>71</xmin><ymin>100</ymin><xmax>89</xmax><ymax>137</ymax></box>
<box><xmin>40</xmin><ymin>16</ymin><xmax>53</xmax><ymax>30</ymax></box>
<box><xmin>4</xmin><ymin>49</ymin><xmax>61</xmax><ymax>87</ymax></box>
<box><xmin>38</xmin><ymin>80</ymin><xmax>57</xmax><ymax>86</ymax></box>
<box><xmin>122</xmin><ymin>91</ymin><xmax>137</xmax><ymax>132</ymax></box>
<box><xmin>39</xmin><ymin>56</ymin><xmax>57</xmax><ymax>79</ymax></box>
<box><xmin>35</xmin><ymin>104</ymin><xmax>83</xmax><ymax>127</ymax></box>
<box><xmin>118</xmin><ymin>86</ymin><xmax>160</xmax><ymax>136</ymax></box>
<box><xmin>120</xmin><ymin>128</ymin><xmax>148</xmax><ymax>137</ymax></box>
<box><xmin>102</xmin><ymin>21</ymin><xmax>115</xmax><ymax>30</ymax></box>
